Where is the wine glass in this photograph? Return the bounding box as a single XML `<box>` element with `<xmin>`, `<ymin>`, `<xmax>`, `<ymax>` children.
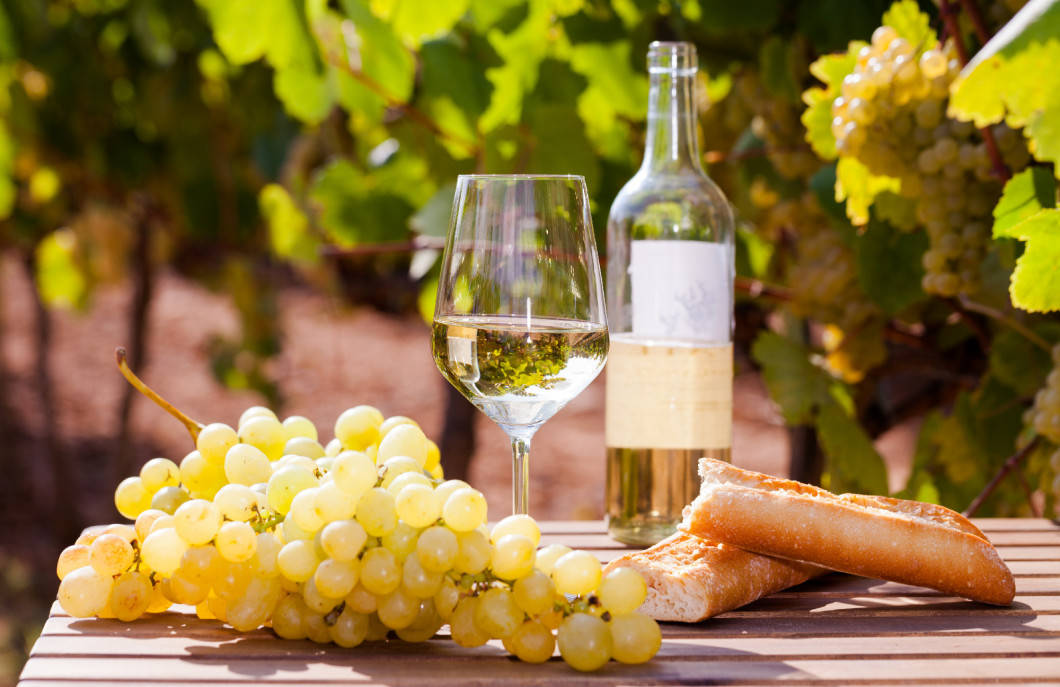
<box><xmin>431</xmin><ymin>175</ymin><xmax>609</xmax><ymax>516</ymax></box>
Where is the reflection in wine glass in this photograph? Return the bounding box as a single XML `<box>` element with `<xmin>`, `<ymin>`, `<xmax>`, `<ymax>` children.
<box><xmin>431</xmin><ymin>175</ymin><xmax>608</xmax><ymax>515</ymax></box>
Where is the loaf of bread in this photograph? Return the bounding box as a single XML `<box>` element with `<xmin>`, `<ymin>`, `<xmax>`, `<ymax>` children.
<box><xmin>680</xmin><ymin>458</ymin><xmax>1016</xmax><ymax>605</ymax></box>
<box><xmin>602</xmin><ymin>532</ymin><xmax>826</xmax><ymax>622</ymax></box>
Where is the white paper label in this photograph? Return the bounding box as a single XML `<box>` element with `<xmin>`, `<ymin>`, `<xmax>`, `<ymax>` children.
<box><xmin>630</xmin><ymin>240</ymin><xmax>730</xmax><ymax>341</ymax></box>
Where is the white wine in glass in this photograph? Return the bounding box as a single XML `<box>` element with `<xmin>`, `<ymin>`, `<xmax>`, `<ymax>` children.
<box><xmin>431</xmin><ymin>175</ymin><xmax>608</xmax><ymax>516</ymax></box>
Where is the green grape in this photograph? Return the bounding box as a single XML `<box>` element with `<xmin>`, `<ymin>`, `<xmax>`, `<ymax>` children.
<box><xmin>334</xmin><ymin>405</ymin><xmax>384</xmax><ymax>451</ymax></box>
<box><xmin>180</xmin><ymin>545</ymin><xmax>221</xmax><ymax>584</ymax></box>
<box><xmin>140</xmin><ymin>528</ymin><xmax>188</xmax><ymax>575</ymax></box>
<box><xmin>271</xmin><ymin>594</ymin><xmax>308</xmax><ymax>640</ymax></box>
<box><xmin>345</xmin><ymin>582</ymin><xmax>380</xmax><ymax>615</ymax></box>
<box><xmin>151</xmin><ymin>485</ymin><xmax>191</xmax><ymax>515</ymax></box>
<box><xmin>448</xmin><ymin>596</ymin><xmax>489</xmax><ymax>648</ymax></box>
<box><xmin>226</xmin><ymin>576</ymin><xmax>281</xmax><ymax>632</ymax></box>
<box><xmin>197</xmin><ymin>423</ymin><xmax>239</xmax><ymax>466</ymax></box>
<box><xmin>57</xmin><ymin>544</ymin><xmax>90</xmax><ymax>580</ymax></box>
<box><xmin>160</xmin><ymin>570</ymin><xmax>210</xmax><ymax>606</ymax></box>
<box><xmin>277</xmin><ymin>539</ymin><xmax>321</xmax><ymax>583</ymax></box>
<box><xmin>58</xmin><ymin>566</ymin><xmax>114</xmax><ymax>617</ymax></box>
<box><xmin>303</xmin><ymin>609</ymin><xmax>332</xmax><ymax>644</ymax></box>
<box><xmin>379</xmin><ymin>415</ymin><xmax>419</xmax><ymax>439</ymax></box>
<box><xmin>238</xmin><ymin>415</ymin><xmax>287</xmax><ymax>461</ymax></box>
<box><xmin>139</xmin><ymin>457</ymin><xmax>180</xmax><ymax>493</ymax></box>
<box><xmin>250</xmin><ymin>532</ymin><xmax>283</xmax><ymax>578</ymax></box>
<box><xmin>512</xmin><ymin>569</ymin><xmax>556</xmax><ymax>617</ymax></box>
<box><xmin>266</xmin><ymin>464</ymin><xmax>319</xmax><ymax>515</ymax></box>
<box><xmin>282</xmin><ymin>513</ymin><xmax>316</xmax><ymax>542</ymax></box>
<box><xmin>534</xmin><ymin>543</ymin><xmax>572</xmax><ymax>576</ymax></box>
<box><xmin>282</xmin><ymin>415</ymin><xmax>318</xmax><ymax>442</ymax></box>
<box><xmin>179</xmin><ymin>450</ymin><xmax>226</xmax><ymax>498</ymax></box>
<box><xmin>314</xmin><ymin>558</ymin><xmax>359</xmax><ymax>598</ymax></box>
<box><xmin>454</xmin><ymin>528</ymin><xmax>491</xmax><ymax>575</ymax></box>
<box><xmin>395</xmin><ymin>483</ymin><xmax>440</xmax><ymax>528</ymax></box>
<box><xmin>320</xmin><ymin>519</ymin><xmax>368</xmax><ymax>562</ymax></box>
<box><xmin>172</xmin><ymin>499</ymin><xmax>223</xmax><ymax>546</ymax></box>
<box><xmin>224</xmin><ymin>443</ymin><xmax>272</xmax><ymax>486</ymax></box>
<box><xmin>133</xmin><ymin>509</ymin><xmax>167</xmax><ymax>543</ymax></box>
<box><xmin>416</xmin><ymin>526</ymin><xmax>458</xmax><ymax>573</ymax></box>
<box><xmin>115</xmin><ymin>476</ymin><xmax>153</xmax><ymax>519</ymax></box>
<box><xmin>324</xmin><ymin>438</ymin><xmax>343</xmax><ymax>458</ymax></box>
<box><xmin>557</xmin><ymin>613</ymin><xmax>612</xmax><ymax>671</ymax></box>
<box><xmin>394</xmin><ymin>598</ymin><xmax>444</xmax><ymax>643</ymax></box>
<box><xmin>289</xmin><ymin>487</ymin><xmax>325</xmax><ymax>533</ymax></box>
<box><xmin>356</xmin><ymin>488</ymin><xmax>398</xmax><ymax>537</ymax></box>
<box><xmin>313</xmin><ymin>481</ymin><xmax>358</xmax><ymax>524</ymax></box>
<box><xmin>376</xmin><ymin>423</ymin><xmax>429</xmax><ymax>468</ymax></box>
<box><xmin>89</xmin><ymin>533</ymin><xmax>134</xmax><ymax>577</ymax></box>
<box><xmin>330</xmin><ymin>450</ymin><xmax>378</xmax><ymax>498</ymax></box>
<box><xmin>491</xmin><ymin>534</ymin><xmax>536</xmax><ymax>581</ymax></box>
<box><xmin>490</xmin><ymin>514</ymin><xmax>541</xmax><ymax>547</ymax></box>
<box><xmin>215</xmin><ymin>521</ymin><xmax>257</xmax><ymax>563</ymax></box>
<box><xmin>401</xmin><ymin>552</ymin><xmax>443</xmax><ymax>598</ymax></box>
<box><xmin>239</xmin><ymin>406</ymin><xmax>278</xmax><ymax>428</ymax></box>
<box><xmin>598</xmin><ymin>567</ymin><xmax>648</xmax><ymax>615</ymax></box>
<box><xmin>109</xmin><ymin>571</ymin><xmax>153</xmax><ymax>622</ymax></box>
<box><xmin>377</xmin><ymin>587</ymin><xmax>421</xmax><ymax>630</ymax></box>
<box><xmin>474</xmin><ymin>586</ymin><xmax>523</xmax><ymax>639</ymax></box>
<box><xmin>213</xmin><ymin>483</ymin><xmax>258</xmax><ymax>523</ymax></box>
<box><xmin>330</xmin><ymin>606</ymin><xmax>370</xmax><ymax>648</ymax></box>
<box><xmin>380</xmin><ymin>520</ymin><xmax>420</xmax><ymax>562</ymax></box>
<box><xmin>302</xmin><ymin>576</ymin><xmax>342</xmax><ymax>614</ymax></box>
<box><xmin>551</xmin><ymin>550</ymin><xmax>602</xmax><ymax>597</ymax></box>
<box><xmin>360</xmin><ymin>546</ymin><xmax>401</xmax><ymax>596</ymax></box>
<box><xmin>283</xmin><ymin>436</ymin><xmax>326</xmax><ymax>460</ymax></box>
<box><xmin>441</xmin><ymin>487</ymin><xmax>487</xmax><ymax>532</ymax></box>
<box><xmin>609</xmin><ymin>613</ymin><xmax>662</xmax><ymax>664</ymax></box>
<box><xmin>432</xmin><ymin>577</ymin><xmax>460</xmax><ymax>620</ymax></box>
<box><xmin>506</xmin><ymin>618</ymin><xmax>556</xmax><ymax>663</ymax></box>
<box><xmin>386</xmin><ymin>471</ymin><xmax>432</xmax><ymax>497</ymax></box>
<box><xmin>379</xmin><ymin>456</ymin><xmax>422</xmax><ymax>487</ymax></box>
<box><xmin>364</xmin><ymin>611</ymin><xmax>391</xmax><ymax>642</ymax></box>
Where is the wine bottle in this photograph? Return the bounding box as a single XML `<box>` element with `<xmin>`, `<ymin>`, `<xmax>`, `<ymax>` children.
<box><xmin>604</xmin><ymin>41</ymin><xmax>735</xmax><ymax>546</ymax></box>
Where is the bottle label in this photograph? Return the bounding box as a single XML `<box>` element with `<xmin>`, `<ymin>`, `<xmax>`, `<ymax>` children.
<box><xmin>605</xmin><ymin>337</ymin><xmax>733</xmax><ymax>450</ymax></box>
<box><xmin>630</xmin><ymin>240</ymin><xmax>731</xmax><ymax>341</ymax></box>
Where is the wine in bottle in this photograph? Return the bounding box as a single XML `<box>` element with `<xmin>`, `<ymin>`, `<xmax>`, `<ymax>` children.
<box><xmin>604</xmin><ymin>42</ymin><xmax>735</xmax><ymax>546</ymax></box>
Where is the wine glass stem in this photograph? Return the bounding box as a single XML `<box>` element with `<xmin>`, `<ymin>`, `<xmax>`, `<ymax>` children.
<box><xmin>510</xmin><ymin>433</ymin><xmax>532</xmax><ymax>515</ymax></box>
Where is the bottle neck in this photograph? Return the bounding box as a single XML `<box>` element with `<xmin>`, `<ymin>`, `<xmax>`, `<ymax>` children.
<box><xmin>641</xmin><ymin>67</ymin><xmax>702</xmax><ymax>174</ymax></box>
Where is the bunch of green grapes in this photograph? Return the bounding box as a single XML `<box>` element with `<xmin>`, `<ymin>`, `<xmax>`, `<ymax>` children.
<box><xmin>830</xmin><ymin>26</ymin><xmax>1029</xmax><ymax>298</ymax></box>
<box><xmin>1028</xmin><ymin>344</ymin><xmax>1060</xmax><ymax>446</ymax></box>
<box><xmin>767</xmin><ymin>194</ymin><xmax>886</xmax><ymax>382</ymax></box>
<box><xmin>55</xmin><ymin>406</ymin><xmax>660</xmax><ymax>671</ymax></box>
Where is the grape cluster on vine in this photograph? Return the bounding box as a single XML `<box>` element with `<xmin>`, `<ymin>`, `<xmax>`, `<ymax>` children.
<box><xmin>830</xmin><ymin>26</ymin><xmax>1029</xmax><ymax>298</ymax></box>
<box><xmin>57</xmin><ymin>406</ymin><xmax>661</xmax><ymax>671</ymax></box>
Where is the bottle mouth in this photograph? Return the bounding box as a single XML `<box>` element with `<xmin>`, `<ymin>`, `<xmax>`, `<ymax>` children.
<box><xmin>647</xmin><ymin>41</ymin><xmax>697</xmax><ymax>75</ymax></box>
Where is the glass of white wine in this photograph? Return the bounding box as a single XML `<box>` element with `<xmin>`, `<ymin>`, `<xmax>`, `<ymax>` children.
<box><xmin>431</xmin><ymin>175</ymin><xmax>609</xmax><ymax>516</ymax></box>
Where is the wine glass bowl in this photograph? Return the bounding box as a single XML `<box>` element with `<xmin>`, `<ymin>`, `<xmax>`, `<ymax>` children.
<box><xmin>431</xmin><ymin>175</ymin><xmax>608</xmax><ymax>515</ymax></box>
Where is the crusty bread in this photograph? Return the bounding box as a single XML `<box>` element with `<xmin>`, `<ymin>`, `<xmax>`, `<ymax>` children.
<box><xmin>603</xmin><ymin>532</ymin><xmax>826</xmax><ymax>622</ymax></box>
<box><xmin>680</xmin><ymin>459</ymin><xmax>1016</xmax><ymax>605</ymax></box>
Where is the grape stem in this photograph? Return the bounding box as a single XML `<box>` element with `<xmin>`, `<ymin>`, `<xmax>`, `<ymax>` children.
<box><xmin>115</xmin><ymin>347</ymin><xmax>203</xmax><ymax>442</ymax></box>
<box><xmin>957</xmin><ymin>295</ymin><xmax>1053</xmax><ymax>353</ymax></box>
<box><xmin>963</xmin><ymin>435</ymin><xmax>1041</xmax><ymax>518</ymax></box>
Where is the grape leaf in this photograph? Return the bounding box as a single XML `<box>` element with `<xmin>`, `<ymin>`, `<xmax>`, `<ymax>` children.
<box><xmin>759</xmin><ymin>35</ymin><xmax>800</xmax><ymax>103</ymax></box>
<box><xmin>881</xmin><ymin>0</ymin><xmax>937</xmax><ymax>53</ymax></box>
<box><xmin>989</xmin><ymin>327</ymin><xmax>1057</xmax><ymax>396</ymax></box>
<box><xmin>796</xmin><ymin>0</ymin><xmax>889</xmax><ymax>53</ymax></box>
<box><xmin>274</xmin><ymin>65</ymin><xmax>333</xmax><ymax>124</ymax></box>
<box><xmin>835</xmin><ymin>156</ymin><xmax>900</xmax><ymax>225</ymax></box>
<box><xmin>340</xmin><ymin>0</ymin><xmax>416</xmax><ymax>103</ymax></box>
<box><xmin>0</xmin><ymin>2</ymin><xmax>16</xmax><ymax>61</ymax></box>
<box><xmin>855</xmin><ymin>216</ymin><xmax>928</xmax><ymax>315</ymax></box>
<box><xmin>802</xmin><ymin>48</ymin><xmax>860</xmax><ymax>160</ymax></box>
<box><xmin>409</xmin><ymin>182</ymin><xmax>457</xmax><ymax>238</ymax></box>
<box><xmin>308</xmin><ymin>159</ymin><xmax>414</xmax><ymax>245</ymax></box>
<box><xmin>0</xmin><ymin>120</ymin><xmax>15</xmax><ymax>219</ymax></box>
<box><xmin>950</xmin><ymin>0</ymin><xmax>1060</xmax><ymax>166</ymax></box>
<box><xmin>569</xmin><ymin>40</ymin><xmax>647</xmax><ymax>120</ymax></box>
<box><xmin>420</xmin><ymin>39</ymin><xmax>494</xmax><ymax>120</ymax></box>
<box><xmin>993</xmin><ymin>166</ymin><xmax>1057</xmax><ymax>237</ymax></box>
<box><xmin>693</xmin><ymin>0</ymin><xmax>784</xmax><ymax>33</ymax></box>
<box><xmin>260</xmin><ymin>184</ymin><xmax>319</xmax><ymax>264</ymax></box>
<box><xmin>469</xmin><ymin>0</ymin><xmax>525</xmax><ymax>30</ymax></box>
<box><xmin>816</xmin><ymin>401</ymin><xmax>889</xmax><ymax>495</ymax></box>
<box><xmin>525</xmin><ymin>103</ymin><xmax>600</xmax><ymax>193</ymax></box>
<box><xmin>934</xmin><ymin>392</ymin><xmax>989</xmax><ymax>487</ymax></box>
<box><xmin>479</xmin><ymin>0</ymin><xmax>552</xmax><ymax>132</ymax></box>
<box><xmin>751</xmin><ymin>332</ymin><xmax>833</xmax><ymax>425</ymax></box>
<box><xmin>369</xmin><ymin>0</ymin><xmax>471</xmax><ymax>46</ymax></box>
<box><xmin>994</xmin><ymin>208</ymin><xmax>1060</xmax><ymax>312</ymax></box>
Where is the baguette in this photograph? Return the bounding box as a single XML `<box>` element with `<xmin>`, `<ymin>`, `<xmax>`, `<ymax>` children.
<box><xmin>603</xmin><ymin>532</ymin><xmax>826</xmax><ymax>622</ymax></box>
<box><xmin>680</xmin><ymin>458</ymin><xmax>1016</xmax><ymax>605</ymax></box>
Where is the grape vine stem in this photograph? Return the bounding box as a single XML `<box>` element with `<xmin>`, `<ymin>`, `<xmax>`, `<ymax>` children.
<box><xmin>115</xmin><ymin>347</ymin><xmax>203</xmax><ymax>442</ymax></box>
<box><xmin>963</xmin><ymin>435</ymin><xmax>1041</xmax><ymax>518</ymax></box>
<box><xmin>957</xmin><ymin>295</ymin><xmax>1053</xmax><ymax>353</ymax></box>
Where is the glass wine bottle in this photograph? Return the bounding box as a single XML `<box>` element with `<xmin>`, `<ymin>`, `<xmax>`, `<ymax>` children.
<box><xmin>605</xmin><ymin>41</ymin><xmax>735</xmax><ymax>546</ymax></box>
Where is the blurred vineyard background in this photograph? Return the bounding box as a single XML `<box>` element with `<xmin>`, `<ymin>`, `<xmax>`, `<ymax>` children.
<box><xmin>3</xmin><ymin>0</ymin><xmax>1060</xmax><ymax>683</ymax></box>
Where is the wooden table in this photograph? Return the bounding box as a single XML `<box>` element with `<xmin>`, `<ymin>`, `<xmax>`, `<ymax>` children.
<box><xmin>19</xmin><ymin>519</ymin><xmax>1060</xmax><ymax>686</ymax></box>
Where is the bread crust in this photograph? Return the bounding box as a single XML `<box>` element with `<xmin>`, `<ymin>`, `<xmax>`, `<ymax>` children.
<box><xmin>603</xmin><ymin>532</ymin><xmax>826</xmax><ymax>622</ymax></box>
<box><xmin>680</xmin><ymin>459</ymin><xmax>1015</xmax><ymax>605</ymax></box>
